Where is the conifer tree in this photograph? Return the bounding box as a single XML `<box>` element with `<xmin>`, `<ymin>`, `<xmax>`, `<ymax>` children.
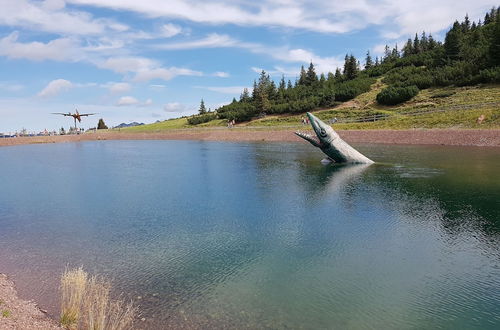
<box><xmin>240</xmin><ymin>88</ymin><xmax>251</xmax><ymax>103</ymax></box>
<box><xmin>97</xmin><ymin>119</ymin><xmax>108</xmax><ymax>129</ymax></box>
<box><xmin>445</xmin><ymin>22</ymin><xmax>462</xmax><ymax>60</ymax></box>
<box><xmin>305</xmin><ymin>62</ymin><xmax>318</xmax><ymax>86</ymax></box>
<box><xmin>413</xmin><ymin>33</ymin><xmax>421</xmax><ymax>54</ymax></box>
<box><xmin>319</xmin><ymin>73</ymin><xmax>326</xmax><ymax>85</ymax></box>
<box><xmin>327</xmin><ymin>71</ymin><xmax>335</xmax><ymax>81</ymax></box>
<box><xmin>298</xmin><ymin>65</ymin><xmax>307</xmax><ymax>85</ymax></box>
<box><xmin>420</xmin><ymin>32</ymin><xmax>428</xmax><ymax>51</ymax></box>
<box><xmin>403</xmin><ymin>38</ymin><xmax>413</xmax><ymax>57</ymax></box>
<box><xmin>334</xmin><ymin>68</ymin><xmax>342</xmax><ymax>81</ymax></box>
<box><xmin>198</xmin><ymin>98</ymin><xmax>207</xmax><ymax>114</ymax></box>
<box><xmin>383</xmin><ymin>45</ymin><xmax>391</xmax><ymax>61</ymax></box>
<box><xmin>490</xmin><ymin>15</ymin><xmax>500</xmax><ymax>65</ymax></box>
<box><xmin>463</xmin><ymin>14</ymin><xmax>471</xmax><ymax>32</ymax></box>
<box><xmin>251</xmin><ymin>80</ymin><xmax>258</xmax><ymax>100</ymax></box>
<box><xmin>428</xmin><ymin>34</ymin><xmax>437</xmax><ymax>50</ymax></box>
<box><xmin>365</xmin><ymin>50</ymin><xmax>373</xmax><ymax>69</ymax></box>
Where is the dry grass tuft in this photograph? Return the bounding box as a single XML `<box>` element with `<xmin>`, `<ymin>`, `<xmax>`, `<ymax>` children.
<box><xmin>60</xmin><ymin>267</ymin><xmax>87</xmax><ymax>329</ymax></box>
<box><xmin>60</xmin><ymin>267</ymin><xmax>138</xmax><ymax>330</ymax></box>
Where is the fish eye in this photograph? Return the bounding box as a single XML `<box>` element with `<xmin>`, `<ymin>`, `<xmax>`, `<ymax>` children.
<box><xmin>320</xmin><ymin>128</ymin><xmax>327</xmax><ymax>136</ymax></box>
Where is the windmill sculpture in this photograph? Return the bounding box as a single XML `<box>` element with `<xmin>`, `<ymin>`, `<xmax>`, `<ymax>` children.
<box><xmin>52</xmin><ymin>109</ymin><xmax>96</xmax><ymax>129</ymax></box>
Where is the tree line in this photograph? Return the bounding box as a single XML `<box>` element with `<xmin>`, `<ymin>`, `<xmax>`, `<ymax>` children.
<box><xmin>191</xmin><ymin>7</ymin><xmax>500</xmax><ymax>123</ymax></box>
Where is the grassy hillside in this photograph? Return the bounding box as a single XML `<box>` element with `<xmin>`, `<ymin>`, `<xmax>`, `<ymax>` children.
<box><xmin>123</xmin><ymin>82</ymin><xmax>500</xmax><ymax>132</ymax></box>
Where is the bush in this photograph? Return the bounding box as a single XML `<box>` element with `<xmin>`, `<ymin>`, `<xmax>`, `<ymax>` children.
<box><xmin>187</xmin><ymin>113</ymin><xmax>217</xmax><ymax>125</ymax></box>
<box><xmin>376</xmin><ymin>85</ymin><xmax>419</xmax><ymax>105</ymax></box>
<box><xmin>334</xmin><ymin>77</ymin><xmax>374</xmax><ymax>102</ymax></box>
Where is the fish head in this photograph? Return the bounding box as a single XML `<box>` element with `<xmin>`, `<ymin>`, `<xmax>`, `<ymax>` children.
<box><xmin>295</xmin><ymin>112</ymin><xmax>339</xmax><ymax>148</ymax></box>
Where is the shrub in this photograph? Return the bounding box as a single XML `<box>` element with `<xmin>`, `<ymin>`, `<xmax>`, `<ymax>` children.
<box><xmin>334</xmin><ymin>77</ymin><xmax>374</xmax><ymax>102</ymax></box>
<box><xmin>376</xmin><ymin>85</ymin><xmax>419</xmax><ymax>105</ymax></box>
<box><xmin>187</xmin><ymin>113</ymin><xmax>217</xmax><ymax>125</ymax></box>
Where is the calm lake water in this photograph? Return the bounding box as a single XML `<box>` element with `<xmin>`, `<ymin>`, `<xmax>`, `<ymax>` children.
<box><xmin>0</xmin><ymin>140</ymin><xmax>499</xmax><ymax>329</ymax></box>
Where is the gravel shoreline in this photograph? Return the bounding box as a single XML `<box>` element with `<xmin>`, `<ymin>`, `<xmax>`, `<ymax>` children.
<box><xmin>0</xmin><ymin>274</ymin><xmax>61</xmax><ymax>330</ymax></box>
<box><xmin>0</xmin><ymin>128</ymin><xmax>499</xmax><ymax>147</ymax></box>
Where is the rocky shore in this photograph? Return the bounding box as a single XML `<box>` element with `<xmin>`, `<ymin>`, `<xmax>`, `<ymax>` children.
<box><xmin>0</xmin><ymin>273</ymin><xmax>61</xmax><ymax>330</ymax></box>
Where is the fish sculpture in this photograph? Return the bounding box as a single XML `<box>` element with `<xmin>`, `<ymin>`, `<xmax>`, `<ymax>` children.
<box><xmin>295</xmin><ymin>112</ymin><xmax>374</xmax><ymax>164</ymax></box>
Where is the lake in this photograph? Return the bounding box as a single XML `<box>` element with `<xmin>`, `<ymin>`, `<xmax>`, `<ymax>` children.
<box><xmin>0</xmin><ymin>140</ymin><xmax>499</xmax><ymax>329</ymax></box>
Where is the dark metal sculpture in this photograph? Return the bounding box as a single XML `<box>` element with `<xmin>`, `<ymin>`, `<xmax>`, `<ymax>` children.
<box><xmin>52</xmin><ymin>109</ymin><xmax>96</xmax><ymax>129</ymax></box>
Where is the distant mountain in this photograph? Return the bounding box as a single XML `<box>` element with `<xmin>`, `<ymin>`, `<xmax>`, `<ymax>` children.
<box><xmin>114</xmin><ymin>122</ymin><xmax>144</xmax><ymax>128</ymax></box>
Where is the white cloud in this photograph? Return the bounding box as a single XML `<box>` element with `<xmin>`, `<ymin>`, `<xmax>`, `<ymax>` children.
<box><xmin>133</xmin><ymin>67</ymin><xmax>202</xmax><ymax>82</ymax></box>
<box><xmin>0</xmin><ymin>32</ymin><xmax>79</xmax><ymax>61</ymax></box>
<box><xmin>213</xmin><ymin>71</ymin><xmax>230</xmax><ymax>78</ymax></box>
<box><xmin>99</xmin><ymin>56</ymin><xmax>202</xmax><ymax>82</ymax></box>
<box><xmin>105</xmin><ymin>82</ymin><xmax>132</xmax><ymax>93</ymax></box>
<box><xmin>0</xmin><ymin>0</ymin><xmax>123</xmax><ymax>36</ymax></box>
<box><xmin>116</xmin><ymin>96</ymin><xmax>139</xmax><ymax>106</ymax></box>
<box><xmin>0</xmin><ymin>82</ymin><xmax>24</xmax><ymax>92</ymax></box>
<box><xmin>197</xmin><ymin>86</ymin><xmax>250</xmax><ymax>94</ymax></box>
<box><xmin>161</xmin><ymin>23</ymin><xmax>182</xmax><ymax>38</ymax></box>
<box><xmin>66</xmin><ymin>0</ymin><xmax>497</xmax><ymax>37</ymax></box>
<box><xmin>158</xmin><ymin>33</ymin><xmax>343</xmax><ymax>73</ymax></box>
<box><xmin>38</xmin><ymin>79</ymin><xmax>73</xmax><ymax>97</ymax></box>
<box><xmin>158</xmin><ymin>33</ymin><xmax>237</xmax><ymax>50</ymax></box>
<box><xmin>163</xmin><ymin>102</ymin><xmax>188</xmax><ymax>112</ymax></box>
<box><xmin>143</xmin><ymin>98</ymin><xmax>153</xmax><ymax>106</ymax></box>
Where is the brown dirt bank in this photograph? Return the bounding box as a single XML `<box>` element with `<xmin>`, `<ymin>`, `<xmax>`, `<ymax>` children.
<box><xmin>0</xmin><ymin>129</ymin><xmax>499</xmax><ymax>147</ymax></box>
<box><xmin>0</xmin><ymin>273</ymin><xmax>61</xmax><ymax>330</ymax></box>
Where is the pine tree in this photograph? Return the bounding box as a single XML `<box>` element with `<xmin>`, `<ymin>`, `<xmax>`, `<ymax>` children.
<box><xmin>240</xmin><ymin>88</ymin><xmax>251</xmax><ymax>103</ymax></box>
<box><xmin>413</xmin><ymin>33</ymin><xmax>421</xmax><ymax>54</ymax></box>
<box><xmin>198</xmin><ymin>98</ymin><xmax>207</xmax><ymax>114</ymax></box>
<box><xmin>334</xmin><ymin>67</ymin><xmax>342</xmax><ymax>81</ymax></box>
<box><xmin>403</xmin><ymin>38</ymin><xmax>413</xmax><ymax>57</ymax></box>
<box><xmin>383</xmin><ymin>45</ymin><xmax>391</xmax><ymax>62</ymax></box>
<box><xmin>305</xmin><ymin>62</ymin><xmax>318</xmax><ymax>86</ymax></box>
<box><xmin>344</xmin><ymin>55</ymin><xmax>358</xmax><ymax>80</ymax></box>
<box><xmin>251</xmin><ymin>80</ymin><xmax>258</xmax><ymax>100</ymax></box>
<box><xmin>391</xmin><ymin>44</ymin><xmax>400</xmax><ymax>59</ymax></box>
<box><xmin>298</xmin><ymin>65</ymin><xmax>307</xmax><ymax>85</ymax></box>
<box><xmin>463</xmin><ymin>14</ymin><xmax>471</xmax><ymax>32</ymax></box>
<box><xmin>255</xmin><ymin>70</ymin><xmax>271</xmax><ymax>114</ymax></box>
<box><xmin>445</xmin><ymin>22</ymin><xmax>462</xmax><ymax>60</ymax></box>
<box><xmin>327</xmin><ymin>71</ymin><xmax>335</xmax><ymax>82</ymax></box>
<box><xmin>365</xmin><ymin>50</ymin><xmax>373</xmax><ymax>69</ymax></box>
<box><xmin>421</xmin><ymin>32</ymin><xmax>428</xmax><ymax>51</ymax></box>
<box><xmin>319</xmin><ymin>73</ymin><xmax>326</xmax><ymax>85</ymax></box>
<box><xmin>97</xmin><ymin>119</ymin><xmax>108</xmax><ymax>129</ymax></box>
<box><xmin>287</xmin><ymin>80</ymin><xmax>293</xmax><ymax>90</ymax></box>
<box><xmin>428</xmin><ymin>34</ymin><xmax>437</xmax><ymax>50</ymax></box>
<box><xmin>490</xmin><ymin>15</ymin><xmax>500</xmax><ymax>65</ymax></box>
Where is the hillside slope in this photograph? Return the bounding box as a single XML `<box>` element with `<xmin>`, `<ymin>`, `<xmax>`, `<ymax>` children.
<box><xmin>124</xmin><ymin>82</ymin><xmax>500</xmax><ymax>132</ymax></box>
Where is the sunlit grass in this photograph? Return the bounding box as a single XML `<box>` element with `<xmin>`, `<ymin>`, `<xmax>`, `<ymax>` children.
<box><xmin>60</xmin><ymin>267</ymin><xmax>138</xmax><ymax>330</ymax></box>
<box><xmin>60</xmin><ymin>267</ymin><xmax>87</xmax><ymax>329</ymax></box>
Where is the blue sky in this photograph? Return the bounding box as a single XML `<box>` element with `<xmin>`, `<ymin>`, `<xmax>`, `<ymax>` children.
<box><xmin>0</xmin><ymin>0</ymin><xmax>497</xmax><ymax>132</ymax></box>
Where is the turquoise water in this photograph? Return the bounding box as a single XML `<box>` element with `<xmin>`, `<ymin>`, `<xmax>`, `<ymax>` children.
<box><xmin>0</xmin><ymin>140</ymin><xmax>499</xmax><ymax>329</ymax></box>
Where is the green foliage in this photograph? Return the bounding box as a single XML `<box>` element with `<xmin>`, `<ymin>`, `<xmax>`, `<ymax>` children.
<box><xmin>97</xmin><ymin>118</ymin><xmax>108</xmax><ymax>129</ymax></box>
<box><xmin>187</xmin><ymin>113</ymin><xmax>217</xmax><ymax>125</ymax></box>
<box><xmin>198</xmin><ymin>99</ymin><xmax>207</xmax><ymax>114</ymax></box>
<box><xmin>2</xmin><ymin>310</ymin><xmax>11</xmax><ymax>318</ymax></box>
<box><xmin>335</xmin><ymin>77</ymin><xmax>375</xmax><ymax>101</ymax></box>
<box><xmin>376</xmin><ymin>85</ymin><xmax>419</xmax><ymax>105</ymax></box>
